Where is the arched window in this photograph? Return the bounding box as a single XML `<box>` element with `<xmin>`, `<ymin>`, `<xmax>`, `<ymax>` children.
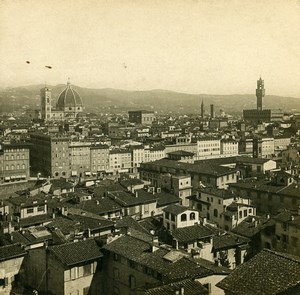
<box><xmin>181</xmin><ymin>213</ymin><xmax>187</xmax><ymax>222</ymax></box>
<box><xmin>190</xmin><ymin>212</ymin><xmax>196</xmax><ymax>220</ymax></box>
<box><xmin>214</xmin><ymin>209</ymin><xmax>218</xmax><ymax>218</ymax></box>
<box><xmin>54</xmin><ymin>172</ymin><xmax>59</xmax><ymax>177</ymax></box>
<box><xmin>11</xmin><ymin>164</ymin><xmax>15</xmax><ymax>170</ymax></box>
<box><xmin>22</xmin><ymin>164</ymin><xmax>25</xmax><ymax>169</ymax></box>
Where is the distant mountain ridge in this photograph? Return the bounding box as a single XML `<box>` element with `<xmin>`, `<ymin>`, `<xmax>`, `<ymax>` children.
<box><xmin>0</xmin><ymin>84</ymin><xmax>299</xmax><ymax>114</ymax></box>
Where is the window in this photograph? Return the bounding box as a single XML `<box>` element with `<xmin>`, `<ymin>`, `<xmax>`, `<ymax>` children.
<box><xmin>113</xmin><ymin>253</ymin><xmax>119</xmax><ymax>261</ymax></box>
<box><xmin>171</xmin><ymin>214</ymin><xmax>175</xmax><ymax>221</ymax></box>
<box><xmin>27</xmin><ymin>208</ymin><xmax>34</xmax><ymax>214</ymax></box>
<box><xmin>128</xmin><ymin>260</ymin><xmax>135</xmax><ymax>269</ymax></box>
<box><xmin>113</xmin><ymin>268</ymin><xmax>119</xmax><ymax>279</ymax></box>
<box><xmin>129</xmin><ymin>275</ymin><xmax>136</xmax><ymax>289</ymax></box>
<box><xmin>181</xmin><ymin>214</ymin><xmax>187</xmax><ymax>222</ymax></box>
<box><xmin>239</xmin><ymin>211</ymin><xmax>242</xmax><ymax>219</ymax></box>
<box><xmin>190</xmin><ymin>212</ymin><xmax>196</xmax><ymax>220</ymax></box>
<box><xmin>144</xmin><ymin>204</ymin><xmax>149</xmax><ymax>214</ymax></box>
<box><xmin>244</xmin><ymin>209</ymin><xmax>248</xmax><ymax>217</ymax></box>
<box><xmin>214</xmin><ymin>209</ymin><xmax>218</xmax><ymax>218</ymax></box>
<box><xmin>165</xmin><ymin>212</ymin><xmax>169</xmax><ymax>219</ymax></box>
<box><xmin>291</xmin><ymin>237</ymin><xmax>298</xmax><ymax>247</ymax></box>
<box><xmin>37</xmin><ymin>206</ymin><xmax>45</xmax><ymax>212</ymax></box>
<box><xmin>83</xmin><ymin>264</ymin><xmax>92</xmax><ymax>276</ymax></box>
<box><xmin>83</xmin><ymin>287</ymin><xmax>90</xmax><ymax>295</ymax></box>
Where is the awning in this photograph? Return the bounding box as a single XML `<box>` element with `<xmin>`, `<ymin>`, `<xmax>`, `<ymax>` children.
<box><xmin>21</xmin><ymin>175</ymin><xmax>26</xmax><ymax>179</ymax></box>
<box><xmin>4</xmin><ymin>177</ymin><xmax>10</xmax><ymax>181</ymax></box>
<box><xmin>85</xmin><ymin>171</ymin><xmax>91</xmax><ymax>176</ymax></box>
<box><xmin>10</xmin><ymin>176</ymin><xmax>16</xmax><ymax>179</ymax></box>
<box><xmin>71</xmin><ymin>171</ymin><xmax>77</xmax><ymax>176</ymax></box>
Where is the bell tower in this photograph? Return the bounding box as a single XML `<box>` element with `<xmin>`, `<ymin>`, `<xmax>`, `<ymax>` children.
<box><xmin>256</xmin><ymin>77</ymin><xmax>265</xmax><ymax>111</ymax></box>
<box><xmin>41</xmin><ymin>86</ymin><xmax>52</xmax><ymax>120</ymax></box>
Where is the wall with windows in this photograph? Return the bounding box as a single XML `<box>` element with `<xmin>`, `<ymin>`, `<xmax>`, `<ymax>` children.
<box><xmin>163</xmin><ymin>209</ymin><xmax>199</xmax><ymax>230</ymax></box>
<box><xmin>20</xmin><ymin>203</ymin><xmax>47</xmax><ymax>219</ymax></box>
<box><xmin>103</xmin><ymin>251</ymin><xmax>160</xmax><ymax>295</ymax></box>
<box><xmin>0</xmin><ymin>145</ymin><xmax>30</xmax><ymax>184</ymax></box>
<box><xmin>47</xmin><ymin>252</ymin><xmax>101</xmax><ymax>295</ymax></box>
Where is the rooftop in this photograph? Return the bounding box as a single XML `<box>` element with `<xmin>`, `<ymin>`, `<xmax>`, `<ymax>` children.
<box><xmin>217</xmin><ymin>249</ymin><xmax>300</xmax><ymax>295</ymax></box>
<box><xmin>0</xmin><ymin>243</ymin><xmax>26</xmax><ymax>262</ymax></box>
<box><xmin>171</xmin><ymin>224</ymin><xmax>215</xmax><ymax>243</ymax></box>
<box><xmin>49</xmin><ymin>238</ymin><xmax>102</xmax><ymax>266</ymax></box>
<box><xmin>162</xmin><ymin>204</ymin><xmax>191</xmax><ymax>215</ymax></box>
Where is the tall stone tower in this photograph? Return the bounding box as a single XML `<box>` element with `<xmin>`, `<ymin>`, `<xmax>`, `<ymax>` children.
<box><xmin>256</xmin><ymin>77</ymin><xmax>265</xmax><ymax>111</ymax></box>
<box><xmin>210</xmin><ymin>104</ymin><xmax>215</xmax><ymax>119</ymax></box>
<box><xmin>40</xmin><ymin>86</ymin><xmax>52</xmax><ymax>120</ymax></box>
<box><xmin>201</xmin><ymin>100</ymin><xmax>204</xmax><ymax>118</ymax></box>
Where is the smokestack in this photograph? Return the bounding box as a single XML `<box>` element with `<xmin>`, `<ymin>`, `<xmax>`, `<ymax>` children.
<box><xmin>210</xmin><ymin>104</ymin><xmax>215</xmax><ymax>119</ymax></box>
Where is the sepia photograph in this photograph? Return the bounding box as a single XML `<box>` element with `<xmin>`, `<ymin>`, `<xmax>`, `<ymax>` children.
<box><xmin>0</xmin><ymin>0</ymin><xmax>300</xmax><ymax>294</ymax></box>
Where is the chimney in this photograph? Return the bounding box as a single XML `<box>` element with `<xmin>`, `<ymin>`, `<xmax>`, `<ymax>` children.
<box><xmin>87</xmin><ymin>228</ymin><xmax>91</xmax><ymax>238</ymax></box>
<box><xmin>266</xmin><ymin>214</ymin><xmax>270</xmax><ymax>220</ymax></box>
<box><xmin>201</xmin><ymin>217</ymin><xmax>207</xmax><ymax>226</ymax></box>
<box><xmin>135</xmin><ymin>191</ymin><xmax>138</xmax><ymax>198</ymax></box>
<box><xmin>180</xmin><ymin>287</ymin><xmax>185</xmax><ymax>295</ymax></box>
<box><xmin>214</xmin><ymin>259</ymin><xmax>220</xmax><ymax>266</ymax></box>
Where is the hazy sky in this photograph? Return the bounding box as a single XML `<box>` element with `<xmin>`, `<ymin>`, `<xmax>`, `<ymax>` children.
<box><xmin>1</xmin><ymin>0</ymin><xmax>300</xmax><ymax>96</ymax></box>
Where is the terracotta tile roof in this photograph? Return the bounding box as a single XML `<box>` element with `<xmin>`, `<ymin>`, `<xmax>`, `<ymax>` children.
<box><xmin>108</xmin><ymin>190</ymin><xmax>157</xmax><ymax>206</ymax></box>
<box><xmin>11</xmin><ymin>227</ymin><xmax>52</xmax><ymax>246</ymax></box>
<box><xmin>49</xmin><ymin>238</ymin><xmax>102</xmax><ymax>266</ymax></box>
<box><xmin>212</xmin><ymin>233</ymin><xmax>249</xmax><ymax>251</ymax></box>
<box><xmin>115</xmin><ymin>216</ymin><xmax>150</xmax><ymax>234</ymax></box>
<box><xmin>217</xmin><ymin>249</ymin><xmax>300</xmax><ymax>295</ymax></box>
<box><xmin>0</xmin><ymin>243</ymin><xmax>26</xmax><ymax>261</ymax></box>
<box><xmin>155</xmin><ymin>192</ymin><xmax>180</xmax><ymax>207</ymax></box>
<box><xmin>18</xmin><ymin>214</ymin><xmax>53</xmax><ymax>228</ymax></box>
<box><xmin>71</xmin><ymin>197</ymin><xmax>122</xmax><ymax>215</ymax></box>
<box><xmin>102</xmin><ymin>235</ymin><xmax>215</xmax><ymax>282</ymax></box>
<box><xmin>143</xmin><ymin>279</ymin><xmax>208</xmax><ymax>295</ymax></box>
<box><xmin>231</xmin><ymin>216</ymin><xmax>275</xmax><ymax>238</ymax></box>
<box><xmin>141</xmin><ymin>159</ymin><xmax>236</xmax><ymax>177</ymax></box>
<box><xmin>171</xmin><ymin>224</ymin><xmax>215</xmax><ymax>243</ymax></box>
<box><xmin>162</xmin><ymin>204</ymin><xmax>190</xmax><ymax>215</ymax></box>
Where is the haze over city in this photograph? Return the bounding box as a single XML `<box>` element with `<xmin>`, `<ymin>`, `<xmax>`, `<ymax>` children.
<box><xmin>1</xmin><ymin>0</ymin><xmax>300</xmax><ymax>97</ymax></box>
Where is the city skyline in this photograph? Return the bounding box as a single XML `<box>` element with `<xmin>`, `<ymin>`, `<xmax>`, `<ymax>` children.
<box><xmin>1</xmin><ymin>0</ymin><xmax>300</xmax><ymax>97</ymax></box>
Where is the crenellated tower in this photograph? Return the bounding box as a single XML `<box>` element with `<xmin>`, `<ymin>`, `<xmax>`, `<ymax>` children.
<box><xmin>256</xmin><ymin>77</ymin><xmax>265</xmax><ymax>111</ymax></box>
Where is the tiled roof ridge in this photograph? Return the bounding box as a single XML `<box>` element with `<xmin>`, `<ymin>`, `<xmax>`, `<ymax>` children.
<box><xmin>262</xmin><ymin>248</ymin><xmax>300</xmax><ymax>264</ymax></box>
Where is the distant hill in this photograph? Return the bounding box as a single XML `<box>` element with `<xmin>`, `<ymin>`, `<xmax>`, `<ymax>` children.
<box><xmin>0</xmin><ymin>84</ymin><xmax>299</xmax><ymax>115</ymax></box>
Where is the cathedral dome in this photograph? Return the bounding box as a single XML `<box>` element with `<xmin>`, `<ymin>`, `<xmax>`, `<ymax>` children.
<box><xmin>56</xmin><ymin>79</ymin><xmax>83</xmax><ymax>110</ymax></box>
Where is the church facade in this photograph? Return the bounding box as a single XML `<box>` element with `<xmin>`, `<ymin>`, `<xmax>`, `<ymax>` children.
<box><xmin>40</xmin><ymin>80</ymin><xmax>84</xmax><ymax>121</ymax></box>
